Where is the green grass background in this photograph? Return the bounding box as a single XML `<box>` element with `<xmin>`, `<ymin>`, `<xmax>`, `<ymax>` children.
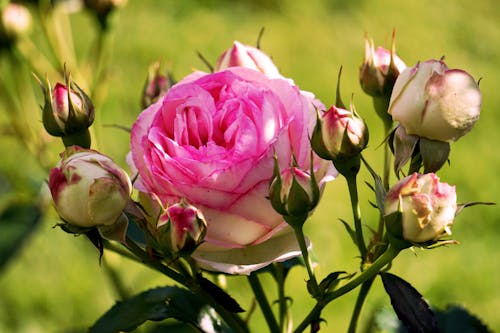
<box><xmin>0</xmin><ymin>0</ymin><xmax>499</xmax><ymax>332</ymax></box>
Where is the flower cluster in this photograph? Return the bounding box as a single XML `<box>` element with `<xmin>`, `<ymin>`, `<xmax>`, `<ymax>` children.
<box><xmin>33</xmin><ymin>28</ymin><xmax>487</xmax><ymax>332</ymax></box>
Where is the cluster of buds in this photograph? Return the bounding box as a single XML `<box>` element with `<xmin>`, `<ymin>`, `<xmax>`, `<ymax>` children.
<box><xmin>384</xmin><ymin>173</ymin><xmax>457</xmax><ymax>246</ymax></box>
<box><xmin>37</xmin><ymin>71</ymin><xmax>95</xmax><ymax>148</ymax></box>
<box><xmin>269</xmin><ymin>160</ymin><xmax>320</xmax><ymax>228</ymax></box>
<box><xmin>48</xmin><ymin>147</ymin><xmax>132</xmax><ymax>231</ymax></box>
<box><xmin>388</xmin><ymin>59</ymin><xmax>481</xmax><ymax>174</ymax></box>
<box><xmin>0</xmin><ymin>3</ymin><xmax>31</xmax><ymax>49</ymax></box>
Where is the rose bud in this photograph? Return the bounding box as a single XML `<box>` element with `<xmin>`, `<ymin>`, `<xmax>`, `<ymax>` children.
<box><xmin>0</xmin><ymin>3</ymin><xmax>31</xmax><ymax>49</ymax></box>
<box><xmin>215</xmin><ymin>40</ymin><xmax>281</xmax><ymax>79</ymax></box>
<box><xmin>37</xmin><ymin>73</ymin><xmax>95</xmax><ymax>148</ymax></box>
<box><xmin>49</xmin><ymin>146</ymin><xmax>132</xmax><ymax>229</ymax></box>
<box><xmin>360</xmin><ymin>36</ymin><xmax>406</xmax><ymax>98</ymax></box>
<box><xmin>269</xmin><ymin>166</ymin><xmax>320</xmax><ymax>228</ymax></box>
<box><xmin>141</xmin><ymin>61</ymin><xmax>174</xmax><ymax>109</ymax></box>
<box><xmin>158</xmin><ymin>201</ymin><xmax>207</xmax><ymax>255</ymax></box>
<box><xmin>311</xmin><ymin>105</ymin><xmax>368</xmax><ymax>168</ymax></box>
<box><xmin>384</xmin><ymin>173</ymin><xmax>457</xmax><ymax>244</ymax></box>
<box><xmin>388</xmin><ymin>59</ymin><xmax>481</xmax><ymax>142</ymax></box>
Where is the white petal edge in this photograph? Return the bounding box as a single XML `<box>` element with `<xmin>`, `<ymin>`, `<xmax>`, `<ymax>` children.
<box><xmin>192</xmin><ymin>231</ymin><xmax>307</xmax><ymax>275</ymax></box>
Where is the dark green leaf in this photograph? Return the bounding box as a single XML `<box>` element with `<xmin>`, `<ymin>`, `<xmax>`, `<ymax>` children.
<box><xmin>197</xmin><ymin>274</ymin><xmax>244</xmax><ymax>313</ymax></box>
<box><xmin>435</xmin><ymin>304</ymin><xmax>492</xmax><ymax>333</ymax></box>
<box><xmin>89</xmin><ymin>286</ymin><xmax>233</xmax><ymax>333</ymax></box>
<box><xmin>381</xmin><ymin>272</ymin><xmax>438</xmax><ymax>333</ymax></box>
<box><xmin>85</xmin><ymin>228</ymin><xmax>104</xmax><ymax>263</ymax></box>
<box><xmin>369</xmin><ymin>304</ymin><xmax>492</xmax><ymax>333</ymax></box>
<box><xmin>0</xmin><ymin>201</ymin><xmax>42</xmax><ymax>271</ymax></box>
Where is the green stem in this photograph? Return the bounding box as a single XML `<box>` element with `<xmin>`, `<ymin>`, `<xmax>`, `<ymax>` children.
<box><xmin>123</xmin><ymin>236</ymin><xmax>188</xmax><ymax>287</ymax></box>
<box><xmin>293</xmin><ymin>226</ymin><xmax>320</xmax><ymax>297</ymax></box>
<box><xmin>248</xmin><ymin>273</ymin><xmax>280</xmax><ymax>333</ymax></box>
<box><xmin>346</xmin><ymin>175</ymin><xmax>367</xmax><ymax>261</ymax></box>
<box><xmin>293</xmin><ymin>245</ymin><xmax>400</xmax><ymax>333</ymax></box>
<box><xmin>347</xmin><ymin>277</ymin><xmax>375</xmax><ymax>333</ymax></box>
<box><xmin>275</xmin><ymin>262</ymin><xmax>288</xmax><ymax>332</ymax></box>
<box><xmin>382</xmin><ymin>120</ymin><xmax>392</xmax><ymax>191</ymax></box>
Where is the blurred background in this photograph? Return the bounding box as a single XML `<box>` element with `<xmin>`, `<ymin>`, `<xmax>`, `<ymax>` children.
<box><xmin>0</xmin><ymin>0</ymin><xmax>498</xmax><ymax>332</ymax></box>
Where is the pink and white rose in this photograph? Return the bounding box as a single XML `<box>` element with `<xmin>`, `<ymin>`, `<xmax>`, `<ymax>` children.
<box><xmin>388</xmin><ymin>60</ymin><xmax>481</xmax><ymax>142</ymax></box>
<box><xmin>384</xmin><ymin>173</ymin><xmax>457</xmax><ymax>243</ymax></box>
<box><xmin>130</xmin><ymin>66</ymin><xmax>335</xmax><ymax>274</ymax></box>
<box><xmin>49</xmin><ymin>146</ymin><xmax>132</xmax><ymax>228</ymax></box>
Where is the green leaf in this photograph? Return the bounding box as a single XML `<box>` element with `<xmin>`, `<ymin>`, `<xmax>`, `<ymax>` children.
<box><xmin>361</xmin><ymin>156</ymin><xmax>386</xmax><ymax>215</ymax></box>
<box><xmin>339</xmin><ymin>218</ymin><xmax>357</xmax><ymax>247</ymax></box>
<box><xmin>197</xmin><ymin>274</ymin><xmax>244</xmax><ymax>313</ymax></box>
<box><xmin>435</xmin><ymin>304</ymin><xmax>492</xmax><ymax>333</ymax></box>
<box><xmin>369</xmin><ymin>304</ymin><xmax>492</xmax><ymax>333</ymax></box>
<box><xmin>380</xmin><ymin>272</ymin><xmax>439</xmax><ymax>333</ymax></box>
<box><xmin>89</xmin><ymin>286</ymin><xmax>233</xmax><ymax>333</ymax></box>
<box><xmin>0</xmin><ymin>201</ymin><xmax>42</xmax><ymax>271</ymax></box>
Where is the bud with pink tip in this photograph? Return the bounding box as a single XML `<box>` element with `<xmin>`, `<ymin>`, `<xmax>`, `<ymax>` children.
<box><xmin>312</xmin><ymin>105</ymin><xmax>368</xmax><ymax>160</ymax></box>
<box><xmin>360</xmin><ymin>35</ymin><xmax>406</xmax><ymax>98</ymax></box>
<box><xmin>269</xmin><ymin>165</ymin><xmax>320</xmax><ymax>228</ymax></box>
<box><xmin>37</xmin><ymin>71</ymin><xmax>95</xmax><ymax>148</ymax></box>
<box><xmin>384</xmin><ymin>173</ymin><xmax>457</xmax><ymax>244</ymax></box>
<box><xmin>158</xmin><ymin>200</ymin><xmax>207</xmax><ymax>255</ymax></box>
<box><xmin>215</xmin><ymin>41</ymin><xmax>281</xmax><ymax>79</ymax></box>
<box><xmin>141</xmin><ymin>61</ymin><xmax>174</xmax><ymax>108</ymax></box>
<box><xmin>49</xmin><ymin>146</ymin><xmax>132</xmax><ymax>229</ymax></box>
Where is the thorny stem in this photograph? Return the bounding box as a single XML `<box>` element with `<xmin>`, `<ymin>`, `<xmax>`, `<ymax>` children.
<box><xmin>293</xmin><ymin>226</ymin><xmax>320</xmax><ymax>297</ymax></box>
<box><xmin>347</xmin><ymin>277</ymin><xmax>375</xmax><ymax>333</ymax></box>
<box><xmin>275</xmin><ymin>262</ymin><xmax>289</xmax><ymax>332</ymax></box>
<box><xmin>122</xmin><ymin>237</ymin><xmax>249</xmax><ymax>333</ymax></box>
<box><xmin>293</xmin><ymin>245</ymin><xmax>400</xmax><ymax>333</ymax></box>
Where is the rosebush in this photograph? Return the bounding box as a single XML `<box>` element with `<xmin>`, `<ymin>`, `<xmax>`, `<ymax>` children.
<box><xmin>130</xmin><ymin>67</ymin><xmax>335</xmax><ymax>274</ymax></box>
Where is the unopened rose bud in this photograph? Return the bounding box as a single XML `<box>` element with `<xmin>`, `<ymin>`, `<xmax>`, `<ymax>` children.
<box><xmin>388</xmin><ymin>59</ymin><xmax>481</xmax><ymax>142</ymax></box>
<box><xmin>84</xmin><ymin>0</ymin><xmax>126</xmax><ymax>29</ymax></box>
<box><xmin>38</xmin><ymin>73</ymin><xmax>94</xmax><ymax>148</ymax></box>
<box><xmin>360</xmin><ymin>36</ymin><xmax>406</xmax><ymax>98</ymax></box>
<box><xmin>215</xmin><ymin>41</ymin><xmax>281</xmax><ymax>79</ymax></box>
<box><xmin>158</xmin><ymin>201</ymin><xmax>207</xmax><ymax>255</ymax></box>
<box><xmin>384</xmin><ymin>173</ymin><xmax>457</xmax><ymax>244</ymax></box>
<box><xmin>0</xmin><ymin>3</ymin><xmax>31</xmax><ymax>47</ymax></box>
<box><xmin>48</xmin><ymin>146</ymin><xmax>132</xmax><ymax>229</ymax></box>
<box><xmin>141</xmin><ymin>61</ymin><xmax>173</xmax><ymax>108</ymax></box>
<box><xmin>311</xmin><ymin>105</ymin><xmax>368</xmax><ymax>163</ymax></box>
<box><xmin>269</xmin><ymin>166</ymin><xmax>320</xmax><ymax>227</ymax></box>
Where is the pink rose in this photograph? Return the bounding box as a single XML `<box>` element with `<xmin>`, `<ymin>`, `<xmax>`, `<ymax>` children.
<box><xmin>130</xmin><ymin>67</ymin><xmax>335</xmax><ymax>274</ymax></box>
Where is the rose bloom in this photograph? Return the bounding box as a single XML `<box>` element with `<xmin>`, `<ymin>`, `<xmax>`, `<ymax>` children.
<box><xmin>384</xmin><ymin>173</ymin><xmax>457</xmax><ymax>243</ymax></box>
<box><xmin>130</xmin><ymin>67</ymin><xmax>335</xmax><ymax>274</ymax></box>
<box><xmin>388</xmin><ymin>59</ymin><xmax>481</xmax><ymax>142</ymax></box>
